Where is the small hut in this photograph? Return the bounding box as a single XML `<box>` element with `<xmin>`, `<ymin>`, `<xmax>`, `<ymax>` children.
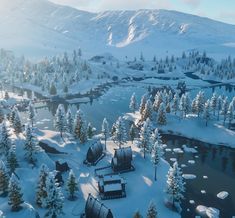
<box><xmin>98</xmin><ymin>175</ymin><xmax>126</xmax><ymax>200</ymax></box>
<box><xmin>84</xmin><ymin>194</ymin><xmax>113</xmax><ymax>218</ymax></box>
<box><xmin>84</xmin><ymin>141</ymin><xmax>105</xmax><ymax>166</ymax></box>
<box><xmin>111</xmin><ymin>146</ymin><xmax>133</xmax><ymax>172</ymax></box>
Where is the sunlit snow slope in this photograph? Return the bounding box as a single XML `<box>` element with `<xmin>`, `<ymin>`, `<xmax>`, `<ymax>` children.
<box><xmin>0</xmin><ymin>0</ymin><xmax>235</xmax><ymax>58</ymax></box>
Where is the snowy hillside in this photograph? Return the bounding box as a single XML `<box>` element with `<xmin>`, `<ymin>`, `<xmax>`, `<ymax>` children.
<box><xmin>0</xmin><ymin>0</ymin><xmax>235</xmax><ymax>59</ymax></box>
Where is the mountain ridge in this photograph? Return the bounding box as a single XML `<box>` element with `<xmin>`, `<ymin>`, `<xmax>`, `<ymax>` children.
<box><xmin>0</xmin><ymin>0</ymin><xmax>234</xmax><ymax>59</ymax></box>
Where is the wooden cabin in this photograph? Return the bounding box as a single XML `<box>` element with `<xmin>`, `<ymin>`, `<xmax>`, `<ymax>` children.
<box><xmin>83</xmin><ymin>194</ymin><xmax>113</xmax><ymax>218</ymax></box>
<box><xmin>111</xmin><ymin>146</ymin><xmax>133</xmax><ymax>172</ymax></box>
<box><xmin>98</xmin><ymin>175</ymin><xmax>126</xmax><ymax>200</ymax></box>
<box><xmin>85</xmin><ymin>140</ymin><xmax>104</xmax><ymax>165</ymax></box>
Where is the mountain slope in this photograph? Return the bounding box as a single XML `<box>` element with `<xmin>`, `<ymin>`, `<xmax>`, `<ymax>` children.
<box><xmin>0</xmin><ymin>0</ymin><xmax>235</xmax><ymax>58</ymax></box>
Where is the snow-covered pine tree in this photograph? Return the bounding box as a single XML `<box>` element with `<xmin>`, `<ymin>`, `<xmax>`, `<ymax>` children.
<box><xmin>191</xmin><ymin>98</ymin><xmax>197</xmax><ymax>114</ymax></box>
<box><xmin>28</xmin><ymin>101</ymin><xmax>36</xmax><ymax>127</ymax></box>
<box><xmin>54</xmin><ymin>104</ymin><xmax>66</xmax><ymax>138</ymax></box>
<box><xmin>44</xmin><ymin>172</ymin><xmax>64</xmax><ymax>218</ymax></box>
<box><xmin>157</xmin><ymin>103</ymin><xmax>167</xmax><ymax>125</ymax></box>
<box><xmin>203</xmin><ymin>100</ymin><xmax>211</xmax><ymax>126</ymax></box>
<box><xmin>8</xmin><ymin>174</ymin><xmax>24</xmax><ymax>211</ymax></box>
<box><xmin>73</xmin><ymin>110</ymin><xmax>84</xmax><ymax>140</ymax></box>
<box><xmin>0</xmin><ymin>121</ymin><xmax>11</xmax><ymax>155</ymax></box>
<box><xmin>172</xmin><ymin>94</ymin><xmax>179</xmax><ymax>115</ymax></box>
<box><xmin>139</xmin><ymin>118</ymin><xmax>151</xmax><ymax>158</ymax></box>
<box><xmin>87</xmin><ymin>122</ymin><xmax>94</xmax><ymax>139</ymax></box>
<box><xmin>179</xmin><ymin>94</ymin><xmax>186</xmax><ymax>118</ymax></box>
<box><xmin>112</xmin><ymin>116</ymin><xmax>127</xmax><ymax>148</ymax></box>
<box><xmin>228</xmin><ymin>102</ymin><xmax>234</xmax><ymax>128</ymax></box>
<box><xmin>0</xmin><ymin>160</ymin><xmax>9</xmax><ymax>196</ymax></box>
<box><xmin>36</xmin><ymin>164</ymin><xmax>49</xmax><ymax>207</ymax></box>
<box><xmin>139</xmin><ymin>95</ymin><xmax>147</xmax><ymax>115</ymax></box>
<box><xmin>151</xmin><ymin>141</ymin><xmax>164</xmax><ymax>181</ymax></box>
<box><xmin>151</xmin><ymin>128</ymin><xmax>162</xmax><ymax>149</ymax></box>
<box><xmin>101</xmin><ymin>118</ymin><xmax>109</xmax><ymax>150</ymax></box>
<box><xmin>12</xmin><ymin>109</ymin><xmax>22</xmax><ymax>134</ymax></box>
<box><xmin>142</xmin><ymin>99</ymin><xmax>153</xmax><ymax>121</ymax></box>
<box><xmin>166</xmin><ymin>162</ymin><xmax>185</xmax><ymax>209</ymax></box>
<box><xmin>210</xmin><ymin>92</ymin><xmax>217</xmax><ymax>116</ymax></box>
<box><xmin>129</xmin><ymin>93</ymin><xmax>137</xmax><ymax>113</ymax></box>
<box><xmin>50</xmin><ymin>82</ymin><xmax>57</xmax><ymax>95</ymax></box>
<box><xmin>24</xmin><ymin>124</ymin><xmax>39</xmax><ymax>164</ymax></box>
<box><xmin>146</xmin><ymin>201</ymin><xmax>158</xmax><ymax>218</ymax></box>
<box><xmin>79</xmin><ymin>122</ymin><xmax>87</xmax><ymax>144</ymax></box>
<box><xmin>66</xmin><ymin>109</ymin><xmax>74</xmax><ymax>134</ymax></box>
<box><xmin>7</xmin><ymin>145</ymin><xmax>19</xmax><ymax>174</ymax></box>
<box><xmin>9</xmin><ymin>107</ymin><xmax>16</xmax><ymax>125</ymax></box>
<box><xmin>195</xmin><ymin>91</ymin><xmax>205</xmax><ymax>117</ymax></box>
<box><xmin>221</xmin><ymin>97</ymin><xmax>229</xmax><ymax>125</ymax></box>
<box><xmin>217</xmin><ymin>95</ymin><xmax>223</xmax><ymax>121</ymax></box>
<box><xmin>66</xmin><ymin>170</ymin><xmax>79</xmax><ymax>200</ymax></box>
<box><xmin>153</xmin><ymin>92</ymin><xmax>163</xmax><ymax>112</ymax></box>
<box><xmin>129</xmin><ymin>124</ymin><xmax>136</xmax><ymax>143</ymax></box>
<box><xmin>4</xmin><ymin>91</ymin><xmax>9</xmax><ymax>100</ymax></box>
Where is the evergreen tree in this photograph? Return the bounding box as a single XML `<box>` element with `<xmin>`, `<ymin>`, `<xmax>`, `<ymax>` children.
<box><xmin>12</xmin><ymin>109</ymin><xmax>22</xmax><ymax>134</ymax></box>
<box><xmin>228</xmin><ymin>102</ymin><xmax>234</xmax><ymax>128</ymax></box>
<box><xmin>166</xmin><ymin>162</ymin><xmax>185</xmax><ymax>208</ymax></box>
<box><xmin>9</xmin><ymin>107</ymin><xmax>16</xmax><ymax>125</ymax></box>
<box><xmin>24</xmin><ymin>124</ymin><xmax>39</xmax><ymax>164</ymax></box>
<box><xmin>44</xmin><ymin>172</ymin><xmax>64</xmax><ymax>218</ymax></box>
<box><xmin>101</xmin><ymin>118</ymin><xmax>109</xmax><ymax>150</ymax></box>
<box><xmin>129</xmin><ymin>93</ymin><xmax>137</xmax><ymax>113</ymax></box>
<box><xmin>151</xmin><ymin>141</ymin><xmax>164</xmax><ymax>181</ymax></box>
<box><xmin>221</xmin><ymin>97</ymin><xmax>229</xmax><ymax>125</ymax></box>
<box><xmin>8</xmin><ymin>174</ymin><xmax>24</xmax><ymax>211</ymax></box>
<box><xmin>210</xmin><ymin>92</ymin><xmax>217</xmax><ymax>116</ymax></box>
<box><xmin>195</xmin><ymin>91</ymin><xmax>205</xmax><ymax>117</ymax></box>
<box><xmin>87</xmin><ymin>122</ymin><xmax>94</xmax><ymax>139</ymax></box>
<box><xmin>184</xmin><ymin>93</ymin><xmax>191</xmax><ymax>116</ymax></box>
<box><xmin>50</xmin><ymin>83</ymin><xmax>57</xmax><ymax>95</ymax></box>
<box><xmin>36</xmin><ymin>164</ymin><xmax>49</xmax><ymax>207</ymax></box>
<box><xmin>112</xmin><ymin>116</ymin><xmax>127</xmax><ymax>147</ymax></box>
<box><xmin>146</xmin><ymin>201</ymin><xmax>158</xmax><ymax>218</ymax></box>
<box><xmin>203</xmin><ymin>100</ymin><xmax>210</xmax><ymax>126</ymax></box>
<box><xmin>54</xmin><ymin>104</ymin><xmax>66</xmax><ymax>138</ymax></box>
<box><xmin>179</xmin><ymin>94</ymin><xmax>186</xmax><ymax>118</ymax></box>
<box><xmin>172</xmin><ymin>94</ymin><xmax>179</xmax><ymax>115</ymax></box>
<box><xmin>129</xmin><ymin>124</ymin><xmax>136</xmax><ymax>143</ymax></box>
<box><xmin>79</xmin><ymin>122</ymin><xmax>87</xmax><ymax>144</ymax></box>
<box><xmin>153</xmin><ymin>92</ymin><xmax>163</xmax><ymax>112</ymax></box>
<box><xmin>217</xmin><ymin>95</ymin><xmax>223</xmax><ymax>121</ymax></box>
<box><xmin>0</xmin><ymin>121</ymin><xmax>11</xmax><ymax>155</ymax></box>
<box><xmin>142</xmin><ymin>99</ymin><xmax>153</xmax><ymax>121</ymax></box>
<box><xmin>28</xmin><ymin>101</ymin><xmax>36</xmax><ymax>127</ymax></box>
<box><xmin>73</xmin><ymin>110</ymin><xmax>83</xmax><ymax>139</ymax></box>
<box><xmin>157</xmin><ymin>103</ymin><xmax>167</xmax><ymax>125</ymax></box>
<box><xmin>139</xmin><ymin>119</ymin><xmax>151</xmax><ymax>158</ymax></box>
<box><xmin>66</xmin><ymin>170</ymin><xmax>79</xmax><ymax>200</ymax></box>
<box><xmin>0</xmin><ymin>160</ymin><xmax>9</xmax><ymax>196</ymax></box>
<box><xmin>7</xmin><ymin>146</ymin><xmax>19</xmax><ymax>174</ymax></box>
<box><xmin>151</xmin><ymin>128</ymin><xmax>162</xmax><ymax>150</ymax></box>
<box><xmin>66</xmin><ymin>109</ymin><xmax>74</xmax><ymax>134</ymax></box>
<box><xmin>133</xmin><ymin>211</ymin><xmax>143</xmax><ymax>218</ymax></box>
<box><xmin>139</xmin><ymin>95</ymin><xmax>147</xmax><ymax>115</ymax></box>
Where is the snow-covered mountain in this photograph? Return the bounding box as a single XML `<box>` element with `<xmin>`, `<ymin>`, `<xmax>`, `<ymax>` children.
<box><xmin>0</xmin><ymin>0</ymin><xmax>235</xmax><ymax>58</ymax></box>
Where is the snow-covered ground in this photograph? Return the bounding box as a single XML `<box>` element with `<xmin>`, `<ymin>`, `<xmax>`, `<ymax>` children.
<box><xmin>0</xmin><ymin>129</ymin><xmax>180</xmax><ymax>218</ymax></box>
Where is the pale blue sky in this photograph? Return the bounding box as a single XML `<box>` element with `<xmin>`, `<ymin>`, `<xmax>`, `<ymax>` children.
<box><xmin>49</xmin><ymin>0</ymin><xmax>235</xmax><ymax>24</ymax></box>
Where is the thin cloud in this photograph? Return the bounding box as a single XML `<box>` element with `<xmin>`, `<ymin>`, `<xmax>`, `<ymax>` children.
<box><xmin>181</xmin><ymin>0</ymin><xmax>201</xmax><ymax>8</ymax></box>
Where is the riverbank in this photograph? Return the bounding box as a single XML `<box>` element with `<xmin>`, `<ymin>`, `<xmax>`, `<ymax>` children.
<box><xmin>125</xmin><ymin>112</ymin><xmax>235</xmax><ymax>148</ymax></box>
